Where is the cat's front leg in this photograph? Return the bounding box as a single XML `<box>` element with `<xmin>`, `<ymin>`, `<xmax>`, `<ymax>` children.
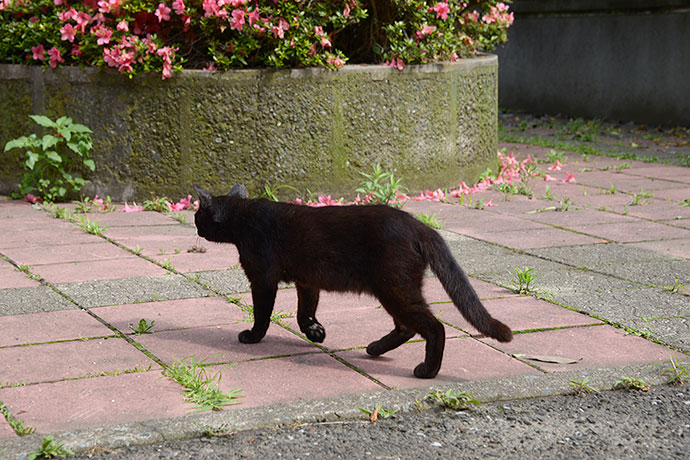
<box><xmin>296</xmin><ymin>284</ymin><xmax>325</xmax><ymax>343</ymax></box>
<box><xmin>239</xmin><ymin>282</ymin><xmax>278</xmax><ymax>344</ymax></box>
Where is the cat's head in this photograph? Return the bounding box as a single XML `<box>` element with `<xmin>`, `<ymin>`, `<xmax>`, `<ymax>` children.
<box><xmin>193</xmin><ymin>184</ymin><xmax>247</xmax><ymax>241</ymax></box>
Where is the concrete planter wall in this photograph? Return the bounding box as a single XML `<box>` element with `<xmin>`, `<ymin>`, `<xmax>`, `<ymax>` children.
<box><xmin>0</xmin><ymin>55</ymin><xmax>498</xmax><ymax>200</ymax></box>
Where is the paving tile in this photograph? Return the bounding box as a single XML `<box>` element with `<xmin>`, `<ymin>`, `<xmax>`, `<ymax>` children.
<box><xmin>0</xmin><ymin>310</ymin><xmax>114</xmax><ymax>347</ymax></box>
<box><xmin>623</xmin><ymin>165</ymin><xmax>690</xmax><ymax>183</ymax></box>
<box><xmin>214</xmin><ymin>353</ymin><xmax>383</xmax><ymax>408</ymax></box>
<box><xmin>445</xmin><ymin>214</ymin><xmax>546</xmax><ymax>238</ymax></box>
<box><xmin>528</xmin><ymin>242</ymin><xmax>679</xmax><ymax>266</ymax></box>
<box><xmin>134</xmin><ymin>324</ymin><xmax>317</xmax><ymax>366</ymax></box>
<box><xmin>336</xmin><ymin>337</ymin><xmax>539</xmax><ymax>389</ymax></box>
<box><xmin>149</xmin><ymin>245</ymin><xmax>240</xmax><ymax>273</ymax></box>
<box><xmin>88</xmin><ymin>210</ymin><xmax>182</xmax><ymax>227</ymax></box>
<box><xmin>0</xmin><ymin>416</ymin><xmax>17</xmax><ymax>440</ymax></box>
<box><xmin>472</xmin><ymin>226</ymin><xmax>604</xmax><ymax>249</ymax></box>
<box><xmin>630</xmin><ymin>238</ymin><xmax>690</xmax><ymax>260</ymax></box>
<box><xmin>566</xmin><ymin>192</ymin><xmax>635</xmax><ymax>211</ymax></box>
<box><xmin>31</xmin><ymin>256</ymin><xmax>168</xmax><ymax>283</ymax></box>
<box><xmin>1</xmin><ymin>241</ymin><xmax>131</xmax><ymax>266</ymax></box>
<box><xmin>0</xmin><ymin>372</ymin><xmax>189</xmax><ymax>434</ymax></box>
<box><xmin>90</xmin><ymin>297</ymin><xmax>243</xmax><ymax>334</ymax></box>
<box><xmin>0</xmin><ymin>337</ymin><xmax>156</xmax><ymax>385</ymax></box>
<box><xmin>622</xmin><ymin>201</ymin><xmax>690</xmax><ymax>221</ymax></box>
<box><xmin>480</xmin><ymin>325</ymin><xmax>671</xmax><ymax>373</ymax></box>
<box><xmin>662</xmin><ymin>218</ymin><xmax>690</xmax><ymax>230</ymax></box>
<box><xmin>0</xmin><ymin>286</ymin><xmax>77</xmax><ymax>316</ymax></box>
<box><xmin>568</xmin><ymin>221</ymin><xmax>690</xmax><ymax>243</ymax></box>
<box><xmin>519</xmin><ymin>208</ymin><xmax>637</xmax><ymax>226</ymax></box>
<box><xmin>651</xmin><ymin>188</ymin><xmax>690</xmax><ymax>202</ymax></box>
<box><xmin>576</xmin><ymin>172</ymin><xmax>683</xmax><ymax>192</ymax></box>
<box><xmin>0</xmin><ymin>263</ymin><xmax>40</xmax><ymax>289</ymax></box>
<box><xmin>430</xmin><ymin>296</ymin><xmax>602</xmax><ymax>335</ymax></box>
<box><xmin>55</xmin><ymin>274</ymin><xmax>214</xmax><ymax>308</ymax></box>
<box><xmin>0</xmin><ymin>227</ymin><xmax>104</xmax><ymax>249</ymax></box>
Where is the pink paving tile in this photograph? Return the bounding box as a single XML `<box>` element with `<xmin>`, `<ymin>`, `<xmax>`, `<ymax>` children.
<box><xmin>30</xmin><ymin>256</ymin><xmax>168</xmax><ymax>283</ymax></box>
<box><xmin>0</xmin><ymin>371</ymin><xmax>189</xmax><ymax>434</ymax></box>
<box><xmin>134</xmin><ymin>323</ymin><xmax>317</xmax><ymax>365</ymax></box>
<box><xmin>150</xmin><ymin>245</ymin><xmax>240</xmax><ymax>273</ymax></box>
<box><xmin>0</xmin><ymin>337</ymin><xmax>156</xmax><ymax>385</ymax></box>
<box><xmin>214</xmin><ymin>353</ymin><xmax>382</xmax><ymax>408</ymax></box>
<box><xmin>622</xmin><ymin>201</ymin><xmax>690</xmax><ymax>221</ymax></box>
<box><xmin>445</xmin><ymin>214</ymin><xmax>546</xmax><ymax>238</ymax></box>
<box><xmin>567</xmin><ymin>192</ymin><xmax>635</xmax><ymax>211</ymax></box>
<box><xmin>0</xmin><ymin>227</ymin><xmax>104</xmax><ymax>249</ymax></box>
<box><xmin>89</xmin><ymin>210</ymin><xmax>182</xmax><ymax>227</ymax></box>
<box><xmin>422</xmin><ymin>276</ymin><xmax>516</xmax><ymax>301</ymax></box>
<box><xmin>0</xmin><ymin>264</ymin><xmax>40</xmax><ymax>288</ymax></box>
<box><xmin>577</xmin><ymin>173</ymin><xmax>683</xmax><ymax>193</ymax></box>
<box><xmin>472</xmin><ymin>226</ymin><xmax>604</xmax><ymax>249</ymax></box>
<box><xmin>0</xmin><ymin>310</ymin><xmax>114</xmax><ymax>347</ymax></box>
<box><xmin>520</xmin><ymin>208</ymin><xmax>637</xmax><ymax>226</ymax></box>
<box><xmin>568</xmin><ymin>221</ymin><xmax>690</xmax><ymax>243</ymax></box>
<box><xmin>0</xmin><ymin>416</ymin><xmax>17</xmax><ymax>440</ymax></box>
<box><xmin>239</xmin><ymin>289</ymin><xmax>383</xmax><ymax>315</ymax></box>
<box><xmin>623</xmin><ymin>165</ymin><xmax>690</xmax><ymax>183</ymax></box>
<box><xmin>479</xmin><ymin>325</ymin><xmax>671</xmax><ymax>373</ymax></box>
<box><xmin>661</xmin><ymin>218</ymin><xmax>690</xmax><ymax>230</ymax></box>
<box><xmin>336</xmin><ymin>337</ymin><xmax>538</xmax><ymax>389</ymax></box>
<box><xmin>1</xmin><ymin>241</ymin><xmax>130</xmax><ymax>266</ymax></box>
<box><xmin>630</xmin><ymin>238</ymin><xmax>690</xmax><ymax>259</ymax></box>
<box><xmin>430</xmin><ymin>296</ymin><xmax>601</xmax><ymax>336</ymax></box>
<box><xmin>652</xmin><ymin>188</ymin><xmax>690</xmax><ymax>202</ymax></box>
<box><xmin>91</xmin><ymin>297</ymin><xmax>244</xmax><ymax>333</ymax></box>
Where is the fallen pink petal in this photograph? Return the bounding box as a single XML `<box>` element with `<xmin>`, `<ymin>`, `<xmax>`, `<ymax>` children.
<box><xmin>544</xmin><ymin>174</ymin><xmax>557</xmax><ymax>181</ymax></box>
<box><xmin>562</xmin><ymin>172</ymin><xmax>577</xmax><ymax>183</ymax></box>
<box><xmin>121</xmin><ymin>202</ymin><xmax>143</xmax><ymax>212</ymax></box>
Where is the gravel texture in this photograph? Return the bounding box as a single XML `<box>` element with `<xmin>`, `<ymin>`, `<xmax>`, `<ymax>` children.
<box><xmin>71</xmin><ymin>384</ymin><xmax>690</xmax><ymax>460</ymax></box>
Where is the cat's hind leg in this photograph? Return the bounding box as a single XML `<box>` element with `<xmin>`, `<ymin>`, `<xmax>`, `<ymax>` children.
<box><xmin>366</xmin><ymin>321</ymin><xmax>415</xmax><ymax>356</ymax></box>
<box><xmin>296</xmin><ymin>284</ymin><xmax>325</xmax><ymax>343</ymax></box>
<box><xmin>373</xmin><ymin>293</ymin><xmax>445</xmax><ymax>379</ymax></box>
<box><xmin>239</xmin><ymin>282</ymin><xmax>277</xmax><ymax>344</ymax></box>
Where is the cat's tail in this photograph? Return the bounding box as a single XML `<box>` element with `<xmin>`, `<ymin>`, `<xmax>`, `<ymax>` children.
<box><xmin>423</xmin><ymin>231</ymin><xmax>513</xmax><ymax>343</ymax></box>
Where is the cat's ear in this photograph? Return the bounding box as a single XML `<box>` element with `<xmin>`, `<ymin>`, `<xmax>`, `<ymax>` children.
<box><xmin>228</xmin><ymin>183</ymin><xmax>248</xmax><ymax>199</ymax></box>
<box><xmin>193</xmin><ymin>184</ymin><xmax>214</xmax><ymax>209</ymax></box>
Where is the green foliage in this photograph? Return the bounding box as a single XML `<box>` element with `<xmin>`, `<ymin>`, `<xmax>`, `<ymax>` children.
<box><xmin>26</xmin><ymin>436</ymin><xmax>74</xmax><ymax>460</ymax></box>
<box><xmin>415</xmin><ymin>212</ymin><xmax>444</xmax><ymax>229</ymax></box>
<box><xmin>129</xmin><ymin>318</ymin><xmax>155</xmax><ymax>335</ymax></box>
<box><xmin>425</xmin><ymin>389</ymin><xmax>483</xmax><ymax>410</ymax></box>
<box><xmin>509</xmin><ymin>267</ymin><xmax>539</xmax><ymax>295</ymax></box>
<box><xmin>355</xmin><ymin>163</ymin><xmax>406</xmax><ymax>207</ymax></box>
<box><xmin>359</xmin><ymin>404</ymin><xmax>398</xmax><ymax>420</ymax></box>
<box><xmin>659</xmin><ymin>352</ymin><xmax>689</xmax><ymax>385</ymax></box>
<box><xmin>143</xmin><ymin>197</ymin><xmax>170</xmax><ymax>212</ymax></box>
<box><xmin>569</xmin><ymin>377</ymin><xmax>599</xmax><ymax>396</ymax></box>
<box><xmin>0</xmin><ymin>1</ymin><xmax>513</xmax><ymax>78</ymax></box>
<box><xmin>614</xmin><ymin>376</ymin><xmax>649</xmax><ymax>392</ymax></box>
<box><xmin>3</xmin><ymin>115</ymin><xmax>94</xmax><ymax>202</ymax></box>
<box><xmin>163</xmin><ymin>356</ymin><xmax>242</xmax><ymax>412</ymax></box>
<box><xmin>0</xmin><ymin>401</ymin><xmax>36</xmax><ymax>436</ymax></box>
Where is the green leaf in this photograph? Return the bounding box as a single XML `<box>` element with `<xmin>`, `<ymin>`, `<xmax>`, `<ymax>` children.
<box><xmin>57</xmin><ymin>128</ymin><xmax>72</xmax><ymax>142</ymax></box>
<box><xmin>4</xmin><ymin>136</ymin><xmax>30</xmax><ymax>152</ymax></box>
<box><xmin>70</xmin><ymin>123</ymin><xmax>93</xmax><ymax>134</ymax></box>
<box><xmin>41</xmin><ymin>134</ymin><xmax>60</xmax><ymax>151</ymax></box>
<box><xmin>26</xmin><ymin>152</ymin><xmax>39</xmax><ymax>170</ymax></box>
<box><xmin>83</xmin><ymin>159</ymin><xmax>96</xmax><ymax>171</ymax></box>
<box><xmin>29</xmin><ymin>115</ymin><xmax>56</xmax><ymax>128</ymax></box>
<box><xmin>45</xmin><ymin>151</ymin><xmax>63</xmax><ymax>163</ymax></box>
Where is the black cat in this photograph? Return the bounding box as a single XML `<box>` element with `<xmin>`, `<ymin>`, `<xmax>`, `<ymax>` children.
<box><xmin>193</xmin><ymin>184</ymin><xmax>512</xmax><ymax>378</ymax></box>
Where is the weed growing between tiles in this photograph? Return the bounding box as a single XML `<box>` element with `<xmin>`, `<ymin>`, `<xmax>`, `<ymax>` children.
<box><xmin>26</xmin><ymin>435</ymin><xmax>74</xmax><ymax>459</ymax></box>
<box><xmin>0</xmin><ymin>400</ymin><xmax>35</xmax><ymax>436</ymax></box>
<box><xmin>162</xmin><ymin>355</ymin><xmax>242</xmax><ymax>412</ymax></box>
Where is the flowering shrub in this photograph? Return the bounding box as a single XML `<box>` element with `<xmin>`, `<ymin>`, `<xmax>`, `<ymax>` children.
<box><xmin>0</xmin><ymin>1</ymin><xmax>512</xmax><ymax>78</ymax></box>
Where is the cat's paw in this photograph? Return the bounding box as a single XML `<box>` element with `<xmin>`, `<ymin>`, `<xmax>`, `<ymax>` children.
<box><xmin>238</xmin><ymin>329</ymin><xmax>264</xmax><ymax>344</ymax></box>
<box><xmin>413</xmin><ymin>362</ymin><xmax>439</xmax><ymax>379</ymax></box>
<box><xmin>365</xmin><ymin>341</ymin><xmax>385</xmax><ymax>357</ymax></box>
<box><xmin>304</xmin><ymin>323</ymin><xmax>325</xmax><ymax>343</ymax></box>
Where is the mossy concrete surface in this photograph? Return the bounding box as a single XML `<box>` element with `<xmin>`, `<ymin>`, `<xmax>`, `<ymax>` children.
<box><xmin>0</xmin><ymin>56</ymin><xmax>498</xmax><ymax>200</ymax></box>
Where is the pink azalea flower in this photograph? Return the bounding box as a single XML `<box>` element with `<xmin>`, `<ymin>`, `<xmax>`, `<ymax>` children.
<box><xmin>271</xmin><ymin>18</ymin><xmax>289</xmax><ymax>39</ymax></box>
<box><xmin>172</xmin><ymin>0</ymin><xmax>185</xmax><ymax>15</ymax></box>
<box><xmin>295</xmin><ymin>198</ymin><xmax>303</xmax><ymax>205</ymax></box>
<box><xmin>543</xmin><ymin>174</ymin><xmax>557</xmax><ymax>182</ymax></box>
<box><xmin>320</xmin><ymin>36</ymin><xmax>332</xmax><ymax>48</ymax></box>
<box><xmin>562</xmin><ymin>172</ymin><xmax>576</xmax><ymax>183</ymax></box>
<box><xmin>485</xmin><ymin>200</ymin><xmax>497</xmax><ymax>207</ymax></box>
<box><xmin>343</xmin><ymin>3</ymin><xmax>350</xmax><ymax>18</ymax></box>
<box><xmin>92</xmin><ymin>195</ymin><xmax>104</xmax><ymax>206</ymax></box>
<box><xmin>155</xmin><ymin>2</ymin><xmax>171</xmax><ymax>22</ymax></box>
<box><xmin>121</xmin><ymin>202</ymin><xmax>143</xmax><ymax>212</ymax></box>
<box><xmin>117</xmin><ymin>20</ymin><xmax>129</xmax><ymax>32</ymax></box>
<box><xmin>429</xmin><ymin>2</ymin><xmax>450</xmax><ymax>20</ymax></box>
<box><xmin>31</xmin><ymin>44</ymin><xmax>45</xmax><ymax>61</ymax></box>
<box><xmin>384</xmin><ymin>57</ymin><xmax>405</xmax><ymax>70</ymax></box>
<box><xmin>48</xmin><ymin>47</ymin><xmax>65</xmax><ymax>68</ymax></box>
<box><xmin>247</xmin><ymin>8</ymin><xmax>261</xmax><ymax>26</ymax></box>
<box><xmin>548</xmin><ymin>159</ymin><xmax>565</xmax><ymax>171</ymax></box>
<box><xmin>25</xmin><ymin>193</ymin><xmax>42</xmax><ymax>203</ymax></box>
<box><xmin>60</xmin><ymin>23</ymin><xmax>76</xmax><ymax>42</ymax></box>
<box><xmin>415</xmin><ymin>24</ymin><xmax>437</xmax><ymax>41</ymax></box>
<box><xmin>327</xmin><ymin>55</ymin><xmax>345</xmax><ymax>68</ymax></box>
<box><xmin>203</xmin><ymin>62</ymin><xmax>217</xmax><ymax>71</ymax></box>
<box><xmin>230</xmin><ymin>8</ymin><xmax>245</xmax><ymax>31</ymax></box>
<box><xmin>92</xmin><ymin>25</ymin><xmax>113</xmax><ymax>45</ymax></box>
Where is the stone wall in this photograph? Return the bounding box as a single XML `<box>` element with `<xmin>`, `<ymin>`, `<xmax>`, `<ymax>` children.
<box><xmin>495</xmin><ymin>0</ymin><xmax>690</xmax><ymax>126</ymax></box>
<box><xmin>0</xmin><ymin>55</ymin><xmax>498</xmax><ymax>200</ymax></box>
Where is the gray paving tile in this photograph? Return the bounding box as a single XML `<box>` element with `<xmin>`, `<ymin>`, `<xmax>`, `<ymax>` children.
<box><xmin>0</xmin><ymin>286</ymin><xmax>76</xmax><ymax>316</ymax></box>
